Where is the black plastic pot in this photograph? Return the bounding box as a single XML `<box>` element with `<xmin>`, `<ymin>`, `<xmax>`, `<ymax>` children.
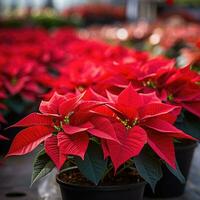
<box><xmin>145</xmin><ymin>140</ymin><xmax>198</xmax><ymax>198</ymax></box>
<box><xmin>57</xmin><ymin>170</ymin><xmax>146</xmax><ymax>200</ymax></box>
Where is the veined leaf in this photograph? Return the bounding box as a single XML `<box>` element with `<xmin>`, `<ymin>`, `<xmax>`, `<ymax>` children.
<box><xmin>165</xmin><ymin>161</ymin><xmax>185</xmax><ymax>184</ymax></box>
<box><xmin>6</xmin><ymin>126</ymin><xmax>54</xmax><ymax>157</ymax></box>
<box><xmin>31</xmin><ymin>149</ymin><xmax>55</xmax><ymax>186</ymax></box>
<box><xmin>74</xmin><ymin>142</ymin><xmax>107</xmax><ymax>185</ymax></box>
<box><xmin>134</xmin><ymin>147</ymin><xmax>163</xmax><ymax>192</ymax></box>
<box><xmin>45</xmin><ymin>135</ymin><xmax>67</xmax><ymax>170</ymax></box>
<box><xmin>108</xmin><ymin>124</ymin><xmax>147</xmax><ymax>171</ymax></box>
<box><xmin>175</xmin><ymin>110</ymin><xmax>200</xmax><ymax>139</ymax></box>
<box><xmin>58</xmin><ymin>132</ymin><xmax>89</xmax><ymax>160</ymax></box>
<box><xmin>9</xmin><ymin>113</ymin><xmax>52</xmax><ymax>128</ymax></box>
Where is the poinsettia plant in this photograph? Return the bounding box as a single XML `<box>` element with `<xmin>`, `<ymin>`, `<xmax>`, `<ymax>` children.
<box><xmin>138</xmin><ymin>63</ymin><xmax>200</xmax><ymax>140</ymax></box>
<box><xmin>6</xmin><ymin>84</ymin><xmax>196</xmax><ymax>190</ymax></box>
<box><xmin>2</xmin><ymin>27</ymin><xmax>200</xmax><ymax>191</ymax></box>
<box><xmin>0</xmin><ymin>28</ymin><xmax>63</xmax><ymax>119</ymax></box>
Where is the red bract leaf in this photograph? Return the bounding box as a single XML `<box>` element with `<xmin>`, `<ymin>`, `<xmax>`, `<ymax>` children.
<box><xmin>58</xmin><ymin>132</ymin><xmax>89</xmax><ymax>160</ymax></box>
<box><xmin>116</xmin><ymin>84</ymin><xmax>143</xmax><ymax>120</ymax></box>
<box><xmin>83</xmin><ymin>88</ymin><xmax>108</xmax><ymax>101</ymax></box>
<box><xmin>59</xmin><ymin>93</ymin><xmax>84</xmax><ymax>116</ymax></box>
<box><xmin>45</xmin><ymin>135</ymin><xmax>66</xmax><ymax>169</ymax></box>
<box><xmin>9</xmin><ymin>113</ymin><xmax>53</xmax><ymax>128</ymax></box>
<box><xmin>181</xmin><ymin>101</ymin><xmax>200</xmax><ymax>118</ymax></box>
<box><xmin>63</xmin><ymin>122</ymin><xmax>94</xmax><ymax>135</ymax></box>
<box><xmin>89</xmin><ymin>117</ymin><xmax>119</xmax><ymax>142</ymax></box>
<box><xmin>91</xmin><ymin>105</ymin><xmax>116</xmax><ymax>118</ymax></box>
<box><xmin>77</xmin><ymin>101</ymin><xmax>106</xmax><ymax>112</ymax></box>
<box><xmin>147</xmin><ymin>130</ymin><xmax>176</xmax><ymax>169</ymax></box>
<box><xmin>6</xmin><ymin>126</ymin><xmax>54</xmax><ymax>157</ymax></box>
<box><xmin>106</xmin><ymin>90</ymin><xmax>118</xmax><ymax>103</ymax></box>
<box><xmin>138</xmin><ymin>57</ymin><xmax>175</xmax><ymax>81</ymax></box>
<box><xmin>4</xmin><ymin>77</ymin><xmax>29</xmax><ymax>95</ymax></box>
<box><xmin>140</xmin><ymin>92</ymin><xmax>161</xmax><ymax>104</ymax></box>
<box><xmin>101</xmin><ymin>139</ymin><xmax>110</xmax><ymax>159</ymax></box>
<box><xmin>158</xmin><ymin>105</ymin><xmax>182</xmax><ymax>123</ymax></box>
<box><xmin>0</xmin><ymin>135</ymin><xmax>8</xmax><ymax>140</ymax></box>
<box><xmin>0</xmin><ymin>115</ymin><xmax>7</xmax><ymax>123</ymax></box>
<box><xmin>107</xmin><ymin>123</ymin><xmax>147</xmax><ymax>171</ymax></box>
<box><xmin>39</xmin><ymin>92</ymin><xmax>66</xmax><ymax>115</ymax></box>
<box><xmin>139</xmin><ymin>103</ymin><xmax>181</xmax><ymax>120</ymax></box>
<box><xmin>144</xmin><ymin>118</ymin><xmax>195</xmax><ymax>140</ymax></box>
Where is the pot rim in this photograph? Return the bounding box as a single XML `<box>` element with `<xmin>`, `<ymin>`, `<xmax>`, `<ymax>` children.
<box><xmin>175</xmin><ymin>140</ymin><xmax>198</xmax><ymax>151</ymax></box>
<box><xmin>56</xmin><ymin>167</ymin><xmax>146</xmax><ymax>191</ymax></box>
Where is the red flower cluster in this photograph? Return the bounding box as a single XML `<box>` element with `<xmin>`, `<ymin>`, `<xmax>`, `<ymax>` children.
<box><xmin>6</xmin><ymin>35</ymin><xmax>200</xmax><ymax>172</ymax></box>
<box><xmin>140</xmin><ymin>65</ymin><xmax>200</xmax><ymax>118</ymax></box>
<box><xmin>49</xmin><ymin>39</ymin><xmax>149</xmax><ymax>96</ymax></box>
<box><xmin>2</xmin><ymin>28</ymin><xmax>200</xmax><ymax>180</ymax></box>
<box><xmin>0</xmin><ymin>29</ymin><xmax>59</xmax><ymax>101</ymax></box>
<box><xmin>0</xmin><ymin>28</ymin><xmax>78</xmax><ymax>120</ymax></box>
<box><xmin>47</xmin><ymin>38</ymin><xmax>200</xmax><ymax>120</ymax></box>
<box><xmin>149</xmin><ymin>23</ymin><xmax>200</xmax><ymax>51</ymax></box>
<box><xmin>7</xmin><ymin>83</ymin><xmax>195</xmax><ymax>171</ymax></box>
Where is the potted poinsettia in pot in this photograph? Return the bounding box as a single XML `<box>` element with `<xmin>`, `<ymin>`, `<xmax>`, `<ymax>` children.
<box><xmin>136</xmin><ymin>61</ymin><xmax>200</xmax><ymax>198</ymax></box>
<box><xmin>5</xmin><ymin>84</ymin><xmax>196</xmax><ymax>200</ymax></box>
<box><xmin>157</xmin><ymin>67</ymin><xmax>200</xmax><ymax>198</ymax></box>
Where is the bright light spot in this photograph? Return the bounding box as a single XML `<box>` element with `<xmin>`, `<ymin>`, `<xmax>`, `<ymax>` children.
<box><xmin>116</xmin><ymin>28</ymin><xmax>128</xmax><ymax>41</ymax></box>
<box><xmin>149</xmin><ymin>34</ymin><xmax>161</xmax><ymax>45</ymax></box>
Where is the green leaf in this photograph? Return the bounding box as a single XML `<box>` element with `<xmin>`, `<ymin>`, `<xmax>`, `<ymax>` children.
<box><xmin>175</xmin><ymin>110</ymin><xmax>200</xmax><ymax>139</ymax></box>
<box><xmin>31</xmin><ymin>149</ymin><xmax>55</xmax><ymax>186</ymax></box>
<box><xmin>5</xmin><ymin>96</ymin><xmax>31</xmax><ymax>114</ymax></box>
<box><xmin>134</xmin><ymin>148</ymin><xmax>163</xmax><ymax>192</ymax></box>
<box><xmin>165</xmin><ymin>161</ymin><xmax>185</xmax><ymax>184</ymax></box>
<box><xmin>74</xmin><ymin>142</ymin><xmax>107</xmax><ymax>185</ymax></box>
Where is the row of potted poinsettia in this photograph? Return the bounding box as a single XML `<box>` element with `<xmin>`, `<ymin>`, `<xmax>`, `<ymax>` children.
<box><xmin>1</xmin><ymin>27</ymin><xmax>200</xmax><ymax>124</ymax></box>
<box><xmin>145</xmin><ymin>22</ymin><xmax>200</xmax><ymax>69</ymax></box>
<box><xmin>3</xmin><ymin>36</ymin><xmax>200</xmax><ymax>199</ymax></box>
<box><xmin>0</xmin><ymin>28</ymin><xmax>80</xmax><ymax>126</ymax></box>
<box><xmin>5</xmin><ymin>84</ymin><xmax>198</xmax><ymax>200</ymax></box>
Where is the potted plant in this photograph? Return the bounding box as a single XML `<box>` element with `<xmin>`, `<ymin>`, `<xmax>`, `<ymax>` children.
<box><xmin>5</xmin><ymin>84</ymin><xmax>195</xmax><ymax>200</ymax></box>
<box><xmin>139</xmin><ymin>64</ymin><xmax>200</xmax><ymax>197</ymax></box>
<box><xmin>0</xmin><ymin>28</ymin><xmax>59</xmax><ymax>154</ymax></box>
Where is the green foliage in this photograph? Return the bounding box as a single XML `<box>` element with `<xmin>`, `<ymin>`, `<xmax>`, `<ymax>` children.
<box><xmin>31</xmin><ymin>15</ymin><xmax>84</xmax><ymax>29</ymax></box>
<box><xmin>31</xmin><ymin>149</ymin><xmax>55</xmax><ymax>186</ymax></box>
<box><xmin>175</xmin><ymin>110</ymin><xmax>200</xmax><ymax>139</ymax></box>
<box><xmin>165</xmin><ymin>161</ymin><xmax>185</xmax><ymax>184</ymax></box>
<box><xmin>74</xmin><ymin>142</ymin><xmax>107</xmax><ymax>185</ymax></box>
<box><xmin>134</xmin><ymin>147</ymin><xmax>163</xmax><ymax>191</ymax></box>
<box><xmin>175</xmin><ymin>0</ymin><xmax>200</xmax><ymax>6</ymax></box>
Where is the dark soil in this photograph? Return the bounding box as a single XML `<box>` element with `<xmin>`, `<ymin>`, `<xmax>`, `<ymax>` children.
<box><xmin>58</xmin><ymin>168</ymin><xmax>143</xmax><ymax>186</ymax></box>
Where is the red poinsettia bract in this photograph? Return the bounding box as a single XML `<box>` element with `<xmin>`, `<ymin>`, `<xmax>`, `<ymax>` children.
<box><xmin>0</xmin><ymin>135</ymin><xmax>8</xmax><ymax>141</ymax></box>
<box><xmin>100</xmin><ymin>84</ymin><xmax>195</xmax><ymax>171</ymax></box>
<box><xmin>6</xmin><ymin>91</ymin><xmax>118</xmax><ymax>169</ymax></box>
<box><xmin>139</xmin><ymin>63</ymin><xmax>200</xmax><ymax>118</ymax></box>
<box><xmin>159</xmin><ymin>66</ymin><xmax>200</xmax><ymax>118</ymax></box>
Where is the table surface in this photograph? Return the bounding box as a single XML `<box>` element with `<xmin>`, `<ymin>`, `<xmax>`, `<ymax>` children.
<box><xmin>0</xmin><ymin>145</ymin><xmax>200</xmax><ymax>200</ymax></box>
